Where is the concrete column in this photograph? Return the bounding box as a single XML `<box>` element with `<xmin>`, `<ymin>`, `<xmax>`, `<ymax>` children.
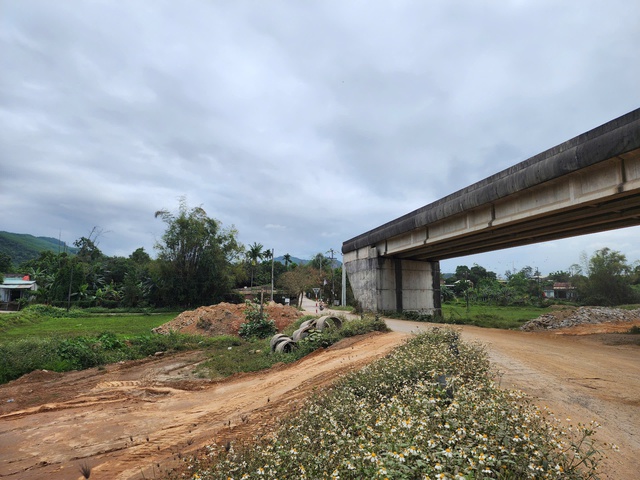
<box><xmin>344</xmin><ymin>246</ymin><xmax>441</xmax><ymax>317</ymax></box>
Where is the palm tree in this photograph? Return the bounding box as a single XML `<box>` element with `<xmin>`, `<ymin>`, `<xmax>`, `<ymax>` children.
<box><xmin>247</xmin><ymin>242</ymin><xmax>264</xmax><ymax>287</ymax></box>
<box><xmin>283</xmin><ymin>253</ymin><xmax>292</xmax><ymax>269</ymax></box>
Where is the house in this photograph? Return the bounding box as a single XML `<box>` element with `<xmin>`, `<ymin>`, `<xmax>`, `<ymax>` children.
<box><xmin>0</xmin><ymin>274</ymin><xmax>38</xmax><ymax>310</ymax></box>
<box><xmin>543</xmin><ymin>282</ymin><xmax>577</xmax><ymax>300</ymax></box>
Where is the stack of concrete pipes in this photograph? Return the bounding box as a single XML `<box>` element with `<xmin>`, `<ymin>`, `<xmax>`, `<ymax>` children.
<box><xmin>270</xmin><ymin>315</ymin><xmax>343</xmax><ymax>353</ymax></box>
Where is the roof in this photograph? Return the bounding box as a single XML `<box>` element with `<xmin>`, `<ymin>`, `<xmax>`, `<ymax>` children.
<box><xmin>1</xmin><ymin>278</ymin><xmax>37</xmax><ymax>289</ymax></box>
<box><xmin>1</xmin><ymin>279</ymin><xmax>36</xmax><ymax>286</ymax></box>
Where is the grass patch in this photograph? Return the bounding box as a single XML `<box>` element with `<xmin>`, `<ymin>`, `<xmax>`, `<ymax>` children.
<box><xmin>442</xmin><ymin>304</ymin><xmax>545</xmax><ymax>329</ymax></box>
<box><xmin>384</xmin><ymin>304</ymin><xmax>544</xmax><ymax>329</ymax></box>
<box><xmin>0</xmin><ymin>331</ymin><xmax>223</xmax><ymax>383</ymax></box>
<box><xmin>0</xmin><ymin>307</ymin><xmax>179</xmax><ymax>338</ymax></box>
<box><xmin>194</xmin><ymin>339</ymin><xmax>277</xmax><ymax>379</ymax></box>
<box><xmin>181</xmin><ymin>328</ymin><xmax>602</xmax><ymax>479</ymax></box>
<box><xmin>195</xmin><ymin>315</ymin><xmax>389</xmax><ymax>379</ymax></box>
<box><xmin>329</xmin><ymin>305</ymin><xmax>355</xmax><ymax>312</ymax></box>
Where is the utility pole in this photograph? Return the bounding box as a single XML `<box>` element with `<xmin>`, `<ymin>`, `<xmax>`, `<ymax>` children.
<box><xmin>327</xmin><ymin>248</ymin><xmax>335</xmax><ymax>306</ymax></box>
<box><xmin>270</xmin><ymin>248</ymin><xmax>274</xmax><ymax>302</ymax></box>
<box><xmin>342</xmin><ymin>258</ymin><xmax>346</xmax><ymax>306</ymax></box>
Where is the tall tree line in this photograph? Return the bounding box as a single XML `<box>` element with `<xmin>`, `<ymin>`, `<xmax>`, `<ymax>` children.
<box><xmin>7</xmin><ymin>201</ymin><xmax>350</xmax><ymax>309</ymax></box>
<box><xmin>444</xmin><ymin>247</ymin><xmax>640</xmax><ymax>306</ymax></box>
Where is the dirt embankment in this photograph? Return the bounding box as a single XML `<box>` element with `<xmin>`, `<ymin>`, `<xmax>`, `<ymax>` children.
<box><xmin>151</xmin><ymin>302</ymin><xmax>303</xmax><ymax>336</ymax></box>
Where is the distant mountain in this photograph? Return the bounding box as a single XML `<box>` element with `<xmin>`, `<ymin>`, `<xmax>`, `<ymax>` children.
<box><xmin>0</xmin><ymin>231</ymin><xmax>78</xmax><ymax>267</ymax></box>
<box><xmin>274</xmin><ymin>255</ymin><xmax>307</xmax><ymax>266</ymax></box>
<box><xmin>274</xmin><ymin>255</ymin><xmax>342</xmax><ymax>267</ymax></box>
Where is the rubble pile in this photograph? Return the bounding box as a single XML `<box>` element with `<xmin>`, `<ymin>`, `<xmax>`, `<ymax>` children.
<box><xmin>153</xmin><ymin>302</ymin><xmax>303</xmax><ymax>336</ymax></box>
<box><xmin>521</xmin><ymin>306</ymin><xmax>640</xmax><ymax>331</ymax></box>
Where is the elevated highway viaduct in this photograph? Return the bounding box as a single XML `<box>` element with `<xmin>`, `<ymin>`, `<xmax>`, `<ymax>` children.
<box><xmin>342</xmin><ymin>108</ymin><xmax>640</xmax><ymax>315</ymax></box>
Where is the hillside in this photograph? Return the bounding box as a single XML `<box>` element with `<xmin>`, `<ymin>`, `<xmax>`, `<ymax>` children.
<box><xmin>0</xmin><ymin>231</ymin><xmax>77</xmax><ymax>267</ymax></box>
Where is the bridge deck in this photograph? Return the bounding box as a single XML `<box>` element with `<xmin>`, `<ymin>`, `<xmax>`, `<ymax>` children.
<box><xmin>343</xmin><ymin>108</ymin><xmax>640</xmax><ymax>261</ymax></box>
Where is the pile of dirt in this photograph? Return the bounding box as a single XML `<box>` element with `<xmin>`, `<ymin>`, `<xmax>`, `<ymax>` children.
<box><xmin>521</xmin><ymin>306</ymin><xmax>640</xmax><ymax>332</ymax></box>
<box><xmin>152</xmin><ymin>302</ymin><xmax>304</xmax><ymax>336</ymax></box>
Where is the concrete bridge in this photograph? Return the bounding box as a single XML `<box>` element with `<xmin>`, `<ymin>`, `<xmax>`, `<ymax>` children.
<box><xmin>342</xmin><ymin>108</ymin><xmax>640</xmax><ymax>315</ymax></box>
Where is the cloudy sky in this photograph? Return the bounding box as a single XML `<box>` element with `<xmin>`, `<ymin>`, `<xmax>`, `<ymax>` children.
<box><xmin>2</xmin><ymin>0</ymin><xmax>639</xmax><ymax>277</ymax></box>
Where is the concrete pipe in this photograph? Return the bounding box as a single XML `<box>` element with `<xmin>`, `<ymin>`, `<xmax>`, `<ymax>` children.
<box><xmin>299</xmin><ymin>319</ymin><xmax>317</xmax><ymax>329</ymax></box>
<box><xmin>292</xmin><ymin>325</ymin><xmax>314</xmax><ymax>342</ymax></box>
<box><xmin>315</xmin><ymin>316</ymin><xmax>342</xmax><ymax>331</ymax></box>
<box><xmin>275</xmin><ymin>338</ymin><xmax>297</xmax><ymax>353</ymax></box>
<box><xmin>270</xmin><ymin>333</ymin><xmax>290</xmax><ymax>351</ymax></box>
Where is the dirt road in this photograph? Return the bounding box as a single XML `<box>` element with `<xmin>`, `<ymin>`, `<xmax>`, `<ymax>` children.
<box><xmin>0</xmin><ymin>305</ymin><xmax>638</xmax><ymax>479</ymax></box>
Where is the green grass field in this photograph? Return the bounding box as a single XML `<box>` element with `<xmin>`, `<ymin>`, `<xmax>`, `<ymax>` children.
<box><xmin>0</xmin><ymin>312</ymin><xmax>179</xmax><ymax>339</ymax></box>
<box><xmin>442</xmin><ymin>303</ymin><xmax>546</xmax><ymax>329</ymax></box>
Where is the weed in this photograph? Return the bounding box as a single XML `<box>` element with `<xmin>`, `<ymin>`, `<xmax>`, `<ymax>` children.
<box><xmin>78</xmin><ymin>461</ymin><xmax>91</xmax><ymax>479</ymax></box>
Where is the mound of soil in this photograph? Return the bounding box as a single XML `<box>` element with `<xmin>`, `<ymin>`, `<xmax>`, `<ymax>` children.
<box><xmin>521</xmin><ymin>306</ymin><xmax>640</xmax><ymax>333</ymax></box>
<box><xmin>152</xmin><ymin>302</ymin><xmax>303</xmax><ymax>336</ymax></box>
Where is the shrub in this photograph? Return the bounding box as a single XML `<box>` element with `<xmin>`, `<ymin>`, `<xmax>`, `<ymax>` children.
<box><xmin>20</xmin><ymin>304</ymin><xmax>86</xmax><ymax>319</ymax></box>
<box><xmin>238</xmin><ymin>301</ymin><xmax>276</xmax><ymax>339</ymax></box>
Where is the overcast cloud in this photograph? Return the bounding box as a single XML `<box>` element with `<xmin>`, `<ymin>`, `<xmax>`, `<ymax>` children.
<box><xmin>2</xmin><ymin>0</ymin><xmax>639</xmax><ymax>277</ymax></box>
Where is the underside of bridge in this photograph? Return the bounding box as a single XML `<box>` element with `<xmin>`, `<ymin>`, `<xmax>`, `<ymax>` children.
<box><xmin>343</xmin><ymin>108</ymin><xmax>640</xmax><ymax>314</ymax></box>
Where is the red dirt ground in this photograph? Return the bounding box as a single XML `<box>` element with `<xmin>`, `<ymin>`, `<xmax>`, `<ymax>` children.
<box><xmin>151</xmin><ymin>302</ymin><xmax>304</xmax><ymax>336</ymax></box>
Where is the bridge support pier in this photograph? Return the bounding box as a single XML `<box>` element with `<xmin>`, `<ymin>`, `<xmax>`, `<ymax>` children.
<box><xmin>344</xmin><ymin>246</ymin><xmax>441</xmax><ymax>317</ymax></box>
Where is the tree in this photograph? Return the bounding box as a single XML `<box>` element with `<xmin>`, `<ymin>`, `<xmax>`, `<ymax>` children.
<box><xmin>0</xmin><ymin>252</ymin><xmax>12</xmax><ymax>274</ymax></box>
<box><xmin>577</xmin><ymin>247</ymin><xmax>638</xmax><ymax>306</ymax></box>
<box><xmin>154</xmin><ymin>198</ymin><xmax>243</xmax><ymax>307</ymax></box>
<box><xmin>74</xmin><ymin>233</ymin><xmax>103</xmax><ymax>262</ymax></box>
<box><xmin>278</xmin><ymin>265</ymin><xmax>322</xmax><ymax>307</ymax></box>
<box><xmin>246</xmin><ymin>242</ymin><xmax>264</xmax><ymax>288</ymax></box>
<box><xmin>470</xmin><ymin>264</ymin><xmax>497</xmax><ymax>283</ymax></box>
<box><xmin>310</xmin><ymin>253</ymin><xmax>327</xmax><ymax>271</ymax></box>
<box><xmin>283</xmin><ymin>253</ymin><xmax>292</xmax><ymax>269</ymax></box>
<box><xmin>548</xmin><ymin>270</ymin><xmax>571</xmax><ymax>283</ymax></box>
<box><xmin>18</xmin><ymin>250</ymin><xmax>83</xmax><ymax>307</ymax></box>
<box><xmin>454</xmin><ymin>265</ymin><xmax>471</xmax><ymax>282</ymax></box>
<box><xmin>129</xmin><ymin>247</ymin><xmax>151</xmax><ymax>265</ymax></box>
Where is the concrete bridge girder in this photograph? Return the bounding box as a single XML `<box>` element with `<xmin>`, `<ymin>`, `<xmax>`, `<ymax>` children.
<box><xmin>384</xmin><ymin>151</ymin><xmax>640</xmax><ymax>261</ymax></box>
<box><xmin>343</xmin><ymin>108</ymin><xmax>640</xmax><ymax>314</ymax></box>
